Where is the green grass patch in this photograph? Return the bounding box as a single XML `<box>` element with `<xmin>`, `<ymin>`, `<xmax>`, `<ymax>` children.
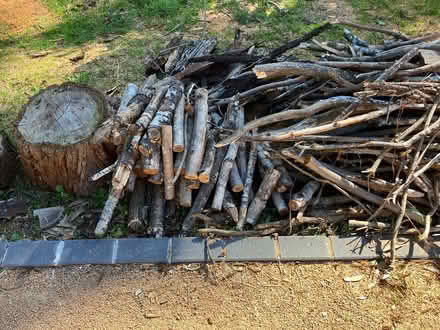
<box><xmin>349</xmin><ymin>0</ymin><xmax>440</xmax><ymax>36</ymax></box>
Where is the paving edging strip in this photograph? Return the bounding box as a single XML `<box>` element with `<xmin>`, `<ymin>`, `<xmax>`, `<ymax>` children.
<box><xmin>0</xmin><ymin>235</ymin><xmax>439</xmax><ymax>267</ymax></box>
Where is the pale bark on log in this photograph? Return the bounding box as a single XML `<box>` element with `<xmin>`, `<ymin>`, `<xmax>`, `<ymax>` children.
<box><xmin>142</xmin><ymin>143</ymin><xmax>161</xmax><ymax>175</ymax></box>
<box><xmin>161</xmin><ymin>125</ymin><xmax>175</xmax><ymax>200</ymax></box>
<box><xmin>198</xmin><ymin>128</ymin><xmax>217</xmax><ymax>183</ymax></box>
<box><xmin>289</xmin><ymin>181</ymin><xmax>320</xmax><ymax>210</ymax></box>
<box><xmin>230</xmin><ymin>161</ymin><xmax>244</xmax><ymax>192</ymax></box>
<box><xmin>281</xmin><ymin>149</ymin><xmax>425</xmax><ymax>224</ymax></box>
<box><xmin>148</xmin><ymin>81</ymin><xmax>184</xmax><ymax>144</ymax></box>
<box><xmin>150</xmin><ymin>183</ymin><xmax>165</xmax><ymax>238</ymax></box>
<box><xmin>128</xmin><ymin>179</ymin><xmax>146</xmax><ymax>232</ymax></box>
<box><xmin>181</xmin><ymin>146</ymin><xmax>228</xmax><ymax>233</ymax></box>
<box><xmin>272</xmin><ymin>192</ymin><xmax>289</xmax><ymax>217</ymax></box>
<box><xmin>185</xmin><ymin>88</ymin><xmax>209</xmax><ymax>179</ymax></box>
<box><xmin>375</xmin><ymin>47</ymin><xmax>419</xmax><ymax>82</ymax></box>
<box><xmin>223</xmin><ymin>189</ymin><xmax>239</xmax><ymax>223</ymax></box>
<box><xmin>238</xmin><ymin>141</ymin><xmax>257</xmax><ymax>230</ymax></box>
<box><xmin>173</xmin><ymin>96</ymin><xmax>185</xmax><ymax>152</ymax></box>
<box><xmin>216</xmin><ymin>96</ymin><xmax>376</xmax><ymax>147</ymax></box>
<box><xmin>246</xmin><ymin>168</ymin><xmax>281</xmax><ymax>225</ymax></box>
<box><xmin>253</xmin><ymin>62</ymin><xmax>358</xmax><ymax>88</ymax></box>
<box><xmin>177</xmin><ymin>177</ymin><xmax>192</xmax><ymax>208</ymax></box>
<box><xmin>317</xmin><ymin>61</ymin><xmax>418</xmax><ymax>71</ymax></box>
<box><xmin>131</xmin><ymin>85</ymin><xmax>168</xmax><ymax>134</ymax></box>
<box><xmin>212</xmin><ymin>142</ymin><xmax>239</xmax><ymax>211</ymax></box>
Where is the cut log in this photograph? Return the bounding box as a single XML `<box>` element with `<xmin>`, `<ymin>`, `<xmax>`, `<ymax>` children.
<box><xmin>148</xmin><ymin>80</ymin><xmax>184</xmax><ymax>144</ymax></box>
<box><xmin>246</xmin><ymin>168</ymin><xmax>281</xmax><ymax>225</ymax></box>
<box><xmin>185</xmin><ymin>88</ymin><xmax>209</xmax><ymax>179</ymax></box>
<box><xmin>128</xmin><ymin>179</ymin><xmax>146</xmax><ymax>232</ymax></box>
<box><xmin>289</xmin><ymin>181</ymin><xmax>320</xmax><ymax>210</ymax></box>
<box><xmin>161</xmin><ymin>125</ymin><xmax>175</xmax><ymax>200</ymax></box>
<box><xmin>15</xmin><ymin>83</ymin><xmax>114</xmax><ymax>196</ymax></box>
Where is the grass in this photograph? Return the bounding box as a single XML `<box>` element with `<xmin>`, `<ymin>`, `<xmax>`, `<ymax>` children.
<box><xmin>348</xmin><ymin>0</ymin><xmax>440</xmax><ymax>37</ymax></box>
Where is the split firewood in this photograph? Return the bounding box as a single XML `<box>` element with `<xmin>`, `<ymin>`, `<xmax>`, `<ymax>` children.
<box><xmin>128</xmin><ymin>179</ymin><xmax>146</xmax><ymax>232</ymax></box>
<box><xmin>246</xmin><ymin>168</ymin><xmax>281</xmax><ymax>226</ymax></box>
<box><xmin>161</xmin><ymin>125</ymin><xmax>175</xmax><ymax>200</ymax></box>
<box><xmin>150</xmin><ymin>183</ymin><xmax>165</xmax><ymax>238</ymax></box>
<box><xmin>148</xmin><ymin>80</ymin><xmax>184</xmax><ymax>144</ymax></box>
<box><xmin>289</xmin><ymin>181</ymin><xmax>321</xmax><ymax>211</ymax></box>
<box><xmin>185</xmin><ymin>88</ymin><xmax>209</xmax><ymax>180</ymax></box>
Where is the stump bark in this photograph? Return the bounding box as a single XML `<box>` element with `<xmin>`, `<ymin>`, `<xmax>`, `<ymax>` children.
<box><xmin>15</xmin><ymin>83</ymin><xmax>114</xmax><ymax>196</ymax></box>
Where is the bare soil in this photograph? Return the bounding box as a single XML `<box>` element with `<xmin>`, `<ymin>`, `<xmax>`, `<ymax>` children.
<box><xmin>1</xmin><ymin>262</ymin><xmax>440</xmax><ymax>329</ymax></box>
<box><xmin>0</xmin><ymin>0</ymin><xmax>54</xmax><ymax>36</ymax></box>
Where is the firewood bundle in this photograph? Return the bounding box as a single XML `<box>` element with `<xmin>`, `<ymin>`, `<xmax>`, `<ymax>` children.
<box><xmin>92</xmin><ymin>21</ymin><xmax>440</xmax><ymax>248</ymax></box>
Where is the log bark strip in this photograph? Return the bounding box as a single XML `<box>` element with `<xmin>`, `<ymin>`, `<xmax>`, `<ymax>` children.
<box><xmin>246</xmin><ymin>168</ymin><xmax>281</xmax><ymax>226</ymax></box>
<box><xmin>150</xmin><ymin>184</ymin><xmax>165</xmax><ymax>238</ymax></box>
<box><xmin>237</xmin><ymin>141</ymin><xmax>257</xmax><ymax>230</ymax></box>
<box><xmin>148</xmin><ymin>81</ymin><xmax>184</xmax><ymax>144</ymax></box>
<box><xmin>185</xmin><ymin>88</ymin><xmax>209</xmax><ymax>179</ymax></box>
<box><xmin>161</xmin><ymin>125</ymin><xmax>175</xmax><ymax>200</ymax></box>
<box><xmin>128</xmin><ymin>179</ymin><xmax>146</xmax><ymax>232</ymax></box>
<box><xmin>173</xmin><ymin>96</ymin><xmax>185</xmax><ymax>152</ymax></box>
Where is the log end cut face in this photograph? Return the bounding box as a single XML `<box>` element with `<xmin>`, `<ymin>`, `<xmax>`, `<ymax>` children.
<box><xmin>17</xmin><ymin>84</ymin><xmax>106</xmax><ymax>146</ymax></box>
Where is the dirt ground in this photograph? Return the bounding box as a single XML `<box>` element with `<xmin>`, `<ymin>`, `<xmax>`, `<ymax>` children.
<box><xmin>1</xmin><ymin>261</ymin><xmax>440</xmax><ymax>330</ymax></box>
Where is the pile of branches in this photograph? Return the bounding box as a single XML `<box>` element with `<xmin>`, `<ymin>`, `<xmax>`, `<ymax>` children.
<box><xmin>92</xmin><ymin>21</ymin><xmax>440</xmax><ymax>257</ymax></box>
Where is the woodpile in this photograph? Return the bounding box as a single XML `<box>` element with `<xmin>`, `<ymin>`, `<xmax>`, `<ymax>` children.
<box><xmin>18</xmin><ymin>21</ymin><xmax>440</xmax><ymax>257</ymax></box>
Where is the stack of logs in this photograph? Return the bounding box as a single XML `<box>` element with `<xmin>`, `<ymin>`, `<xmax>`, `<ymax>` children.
<box><xmin>92</xmin><ymin>21</ymin><xmax>440</xmax><ymax>255</ymax></box>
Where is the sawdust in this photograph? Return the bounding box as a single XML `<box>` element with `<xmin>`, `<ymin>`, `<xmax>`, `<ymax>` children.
<box><xmin>1</xmin><ymin>261</ymin><xmax>440</xmax><ymax>329</ymax></box>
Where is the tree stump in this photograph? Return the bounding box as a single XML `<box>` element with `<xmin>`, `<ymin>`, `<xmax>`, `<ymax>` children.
<box><xmin>15</xmin><ymin>83</ymin><xmax>115</xmax><ymax>196</ymax></box>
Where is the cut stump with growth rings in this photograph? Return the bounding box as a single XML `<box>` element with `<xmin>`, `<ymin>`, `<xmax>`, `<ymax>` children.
<box><xmin>15</xmin><ymin>83</ymin><xmax>114</xmax><ymax>196</ymax></box>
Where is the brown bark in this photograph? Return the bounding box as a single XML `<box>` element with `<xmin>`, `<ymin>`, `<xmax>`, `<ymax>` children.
<box><xmin>16</xmin><ymin>83</ymin><xmax>114</xmax><ymax>196</ymax></box>
<box><xmin>185</xmin><ymin>88</ymin><xmax>209</xmax><ymax>179</ymax></box>
<box><xmin>246</xmin><ymin>168</ymin><xmax>281</xmax><ymax>225</ymax></box>
<box><xmin>161</xmin><ymin>125</ymin><xmax>175</xmax><ymax>200</ymax></box>
<box><xmin>128</xmin><ymin>179</ymin><xmax>146</xmax><ymax>232</ymax></box>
